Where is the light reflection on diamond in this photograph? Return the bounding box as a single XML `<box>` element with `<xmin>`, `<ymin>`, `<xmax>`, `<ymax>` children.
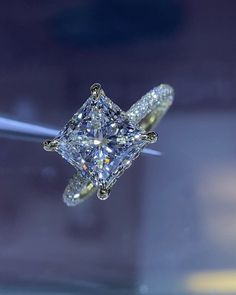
<box><xmin>55</xmin><ymin>93</ymin><xmax>147</xmax><ymax>188</ymax></box>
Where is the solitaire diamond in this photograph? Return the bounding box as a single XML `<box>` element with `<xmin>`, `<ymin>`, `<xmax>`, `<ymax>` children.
<box><xmin>43</xmin><ymin>83</ymin><xmax>173</xmax><ymax>202</ymax></box>
<box><xmin>55</xmin><ymin>93</ymin><xmax>148</xmax><ymax>188</ymax></box>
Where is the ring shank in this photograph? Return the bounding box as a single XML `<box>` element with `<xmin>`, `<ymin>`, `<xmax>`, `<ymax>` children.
<box><xmin>127</xmin><ymin>84</ymin><xmax>174</xmax><ymax>131</ymax></box>
<box><xmin>63</xmin><ymin>174</ymin><xmax>96</xmax><ymax>206</ymax></box>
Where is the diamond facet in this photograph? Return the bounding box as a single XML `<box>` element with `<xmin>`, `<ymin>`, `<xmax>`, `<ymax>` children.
<box><xmin>55</xmin><ymin>93</ymin><xmax>147</xmax><ymax>188</ymax></box>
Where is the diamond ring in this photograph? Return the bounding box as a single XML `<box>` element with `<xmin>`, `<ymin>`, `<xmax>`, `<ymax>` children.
<box><xmin>43</xmin><ymin>83</ymin><xmax>174</xmax><ymax>204</ymax></box>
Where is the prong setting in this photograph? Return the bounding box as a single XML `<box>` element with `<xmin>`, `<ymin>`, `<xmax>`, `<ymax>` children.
<box><xmin>142</xmin><ymin>131</ymin><xmax>158</xmax><ymax>144</ymax></box>
<box><xmin>90</xmin><ymin>83</ymin><xmax>102</xmax><ymax>99</ymax></box>
<box><xmin>97</xmin><ymin>186</ymin><xmax>111</xmax><ymax>200</ymax></box>
<box><xmin>43</xmin><ymin>83</ymin><xmax>173</xmax><ymax>204</ymax></box>
<box><xmin>43</xmin><ymin>139</ymin><xmax>58</xmax><ymax>152</ymax></box>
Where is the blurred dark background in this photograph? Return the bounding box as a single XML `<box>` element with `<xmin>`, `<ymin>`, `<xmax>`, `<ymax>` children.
<box><xmin>0</xmin><ymin>1</ymin><xmax>236</xmax><ymax>294</ymax></box>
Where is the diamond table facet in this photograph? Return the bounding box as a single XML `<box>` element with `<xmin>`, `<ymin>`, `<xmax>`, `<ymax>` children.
<box><xmin>55</xmin><ymin>93</ymin><xmax>147</xmax><ymax>188</ymax></box>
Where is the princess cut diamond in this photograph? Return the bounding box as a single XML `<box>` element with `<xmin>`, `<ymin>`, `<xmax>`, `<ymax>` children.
<box><xmin>55</xmin><ymin>93</ymin><xmax>148</xmax><ymax>188</ymax></box>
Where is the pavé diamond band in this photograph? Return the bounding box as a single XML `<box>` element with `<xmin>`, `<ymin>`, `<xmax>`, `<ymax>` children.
<box><xmin>43</xmin><ymin>83</ymin><xmax>174</xmax><ymax>205</ymax></box>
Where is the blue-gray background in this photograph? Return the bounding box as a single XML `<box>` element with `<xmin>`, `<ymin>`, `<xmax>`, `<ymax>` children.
<box><xmin>0</xmin><ymin>1</ymin><xmax>236</xmax><ymax>294</ymax></box>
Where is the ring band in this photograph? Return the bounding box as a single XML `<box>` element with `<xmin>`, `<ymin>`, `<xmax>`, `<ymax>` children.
<box><xmin>43</xmin><ymin>83</ymin><xmax>174</xmax><ymax>205</ymax></box>
<box><xmin>127</xmin><ymin>84</ymin><xmax>174</xmax><ymax>131</ymax></box>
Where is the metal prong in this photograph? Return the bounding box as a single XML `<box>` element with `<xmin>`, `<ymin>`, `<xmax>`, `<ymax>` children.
<box><xmin>43</xmin><ymin>139</ymin><xmax>58</xmax><ymax>152</ymax></box>
<box><xmin>97</xmin><ymin>186</ymin><xmax>111</xmax><ymax>200</ymax></box>
<box><xmin>142</xmin><ymin>131</ymin><xmax>158</xmax><ymax>144</ymax></box>
<box><xmin>90</xmin><ymin>83</ymin><xmax>102</xmax><ymax>99</ymax></box>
